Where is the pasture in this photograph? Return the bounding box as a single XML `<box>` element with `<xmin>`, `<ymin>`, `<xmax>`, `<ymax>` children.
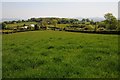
<box><xmin>6</xmin><ymin>22</ymin><xmax>37</xmax><ymax>28</ymax></box>
<box><xmin>57</xmin><ymin>24</ymin><xmax>70</xmax><ymax>28</ymax></box>
<box><xmin>2</xmin><ymin>31</ymin><xmax>119</xmax><ymax>78</ymax></box>
<box><xmin>6</xmin><ymin>22</ymin><xmax>70</xmax><ymax>29</ymax></box>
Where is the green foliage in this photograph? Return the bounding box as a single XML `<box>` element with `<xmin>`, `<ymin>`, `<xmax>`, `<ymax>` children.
<box><xmin>2</xmin><ymin>23</ymin><xmax>7</xmax><ymax>29</ymax></box>
<box><xmin>81</xmin><ymin>18</ymin><xmax>91</xmax><ymax>23</ymax></box>
<box><xmin>86</xmin><ymin>18</ymin><xmax>90</xmax><ymax>22</ymax></box>
<box><xmin>116</xmin><ymin>20</ymin><xmax>120</xmax><ymax>31</ymax></box>
<box><xmin>40</xmin><ymin>20</ymin><xmax>48</xmax><ymax>27</ymax></box>
<box><xmin>3</xmin><ymin>15</ymin><xmax>119</xmax><ymax>32</ymax></box>
<box><xmin>97</xmin><ymin>27</ymin><xmax>106</xmax><ymax>31</ymax></box>
<box><xmin>81</xmin><ymin>18</ymin><xmax>86</xmax><ymax>23</ymax></box>
<box><xmin>2</xmin><ymin>14</ymin><xmax>120</xmax><ymax>34</ymax></box>
<box><xmin>2</xmin><ymin>31</ymin><xmax>119</xmax><ymax>78</ymax></box>
<box><xmin>104</xmin><ymin>13</ymin><xmax>117</xmax><ymax>30</ymax></box>
<box><xmin>34</xmin><ymin>24</ymin><xmax>39</xmax><ymax>30</ymax></box>
<box><xmin>52</xmin><ymin>20</ymin><xmax>58</xmax><ymax>27</ymax></box>
<box><xmin>98</xmin><ymin>22</ymin><xmax>106</xmax><ymax>28</ymax></box>
<box><xmin>84</xmin><ymin>25</ymin><xmax>94</xmax><ymax>30</ymax></box>
<box><xmin>6</xmin><ymin>22</ymin><xmax>37</xmax><ymax>28</ymax></box>
<box><xmin>57</xmin><ymin>24</ymin><xmax>70</xmax><ymax>28</ymax></box>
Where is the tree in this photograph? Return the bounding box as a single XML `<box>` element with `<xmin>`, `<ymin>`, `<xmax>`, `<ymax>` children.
<box><xmin>86</xmin><ymin>18</ymin><xmax>90</xmax><ymax>22</ymax></box>
<box><xmin>2</xmin><ymin>23</ymin><xmax>7</xmax><ymax>29</ymax></box>
<box><xmin>23</xmin><ymin>24</ymin><xmax>26</xmax><ymax>26</ymax></box>
<box><xmin>34</xmin><ymin>24</ymin><xmax>39</xmax><ymax>30</ymax></box>
<box><xmin>90</xmin><ymin>19</ymin><xmax>94</xmax><ymax>25</ymax></box>
<box><xmin>81</xmin><ymin>18</ymin><xmax>86</xmax><ymax>24</ymax></box>
<box><xmin>41</xmin><ymin>20</ymin><xmax>47</xmax><ymax>27</ymax></box>
<box><xmin>17</xmin><ymin>20</ymin><xmax>22</xmax><ymax>23</ymax></box>
<box><xmin>84</xmin><ymin>25</ymin><xmax>94</xmax><ymax>30</ymax></box>
<box><xmin>52</xmin><ymin>20</ymin><xmax>58</xmax><ymax>27</ymax></box>
<box><xmin>22</xmin><ymin>20</ymin><xmax>25</xmax><ymax>22</ymax></box>
<box><xmin>93</xmin><ymin>22</ymin><xmax>99</xmax><ymax>31</ymax></box>
<box><xmin>117</xmin><ymin>20</ymin><xmax>120</xmax><ymax>31</ymax></box>
<box><xmin>81</xmin><ymin>18</ymin><xmax>86</xmax><ymax>22</ymax></box>
<box><xmin>98</xmin><ymin>22</ymin><xmax>106</xmax><ymax>28</ymax></box>
<box><xmin>104</xmin><ymin>13</ymin><xmax>117</xmax><ymax>30</ymax></box>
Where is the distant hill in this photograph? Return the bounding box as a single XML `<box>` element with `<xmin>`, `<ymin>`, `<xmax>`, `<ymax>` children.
<box><xmin>0</xmin><ymin>18</ymin><xmax>28</xmax><ymax>22</ymax></box>
<box><xmin>76</xmin><ymin>17</ymin><xmax>105</xmax><ymax>22</ymax></box>
<box><xmin>0</xmin><ymin>17</ymin><xmax>106</xmax><ymax>22</ymax></box>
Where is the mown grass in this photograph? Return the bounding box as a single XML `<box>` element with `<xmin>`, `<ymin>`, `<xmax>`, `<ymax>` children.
<box><xmin>2</xmin><ymin>30</ymin><xmax>119</xmax><ymax>78</ymax></box>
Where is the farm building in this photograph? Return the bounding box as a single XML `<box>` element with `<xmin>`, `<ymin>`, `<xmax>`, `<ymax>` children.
<box><xmin>30</xmin><ymin>24</ymin><xmax>35</xmax><ymax>27</ymax></box>
<box><xmin>24</xmin><ymin>26</ymin><xmax>28</xmax><ymax>29</ymax></box>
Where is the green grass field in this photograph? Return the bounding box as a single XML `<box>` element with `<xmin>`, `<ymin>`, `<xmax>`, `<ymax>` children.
<box><xmin>6</xmin><ymin>22</ymin><xmax>37</xmax><ymax>28</ymax></box>
<box><xmin>6</xmin><ymin>22</ymin><xmax>70</xmax><ymax>29</ymax></box>
<box><xmin>2</xmin><ymin>31</ymin><xmax>119</xmax><ymax>78</ymax></box>
<box><xmin>57</xmin><ymin>24</ymin><xmax>70</xmax><ymax>28</ymax></box>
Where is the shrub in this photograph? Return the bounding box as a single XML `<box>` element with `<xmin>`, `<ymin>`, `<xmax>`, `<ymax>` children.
<box><xmin>84</xmin><ymin>25</ymin><xmax>94</xmax><ymax>30</ymax></box>
<box><xmin>97</xmin><ymin>27</ymin><xmax>106</xmax><ymax>31</ymax></box>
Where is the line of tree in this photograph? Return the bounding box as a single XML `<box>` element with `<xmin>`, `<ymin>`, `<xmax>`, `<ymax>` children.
<box><xmin>1</xmin><ymin>13</ymin><xmax>120</xmax><ymax>32</ymax></box>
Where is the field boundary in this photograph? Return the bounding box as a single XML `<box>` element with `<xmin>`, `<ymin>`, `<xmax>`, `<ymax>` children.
<box><xmin>1</xmin><ymin>29</ymin><xmax>120</xmax><ymax>35</ymax></box>
<box><xmin>65</xmin><ymin>30</ymin><xmax>120</xmax><ymax>35</ymax></box>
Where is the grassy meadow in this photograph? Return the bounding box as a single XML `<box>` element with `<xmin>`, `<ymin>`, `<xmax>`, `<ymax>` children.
<box><xmin>6</xmin><ymin>22</ymin><xmax>37</xmax><ymax>28</ymax></box>
<box><xmin>2</xmin><ymin>31</ymin><xmax>119</xmax><ymax>78</ymax></box>
<box><xmin>6</xmin><ymin>22</ymin><xmax>70</xmax><ymax>29</ymax></box>
<box><xmin>57</xmin><ymin>24</ymin><xmax>70</xmax><ymax>28</ymax></box>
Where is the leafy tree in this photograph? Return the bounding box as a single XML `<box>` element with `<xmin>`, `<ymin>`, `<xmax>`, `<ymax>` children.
<box><xmin>84</xmin><ymin>25</ymin><xmax>94</xmax><ymax>30</ymax></box>
<box><xmin>93</xmin><ymin>22</ymin><xmax>98</xmax><ymax>31</ymax></box>
<box><xmin>52</xmin><ymin>20</ymin><xmax>58</xmax><ymax>27</ymax></box>
<box><xmin>34</xmin><ymin>24</ymin><xmax>39</xmax><ymax>30</ymax></box>
<box><xmin>98</xmin><ymin>22</ymin><xmax>106</xmax><ymax>28</ymax></box>
<box><xmin>104</xmin><ymin>13</ymin><xmax>117</xmax><ymax>30</ymax></box>
<box><xmin>86</xmin><ymin>18</ymin><xmax>90</xmax><ymax>22</ymax></box>
<box><xmin>90</xmin><ymin>19</ymin><xmax>94</xmax><ymax>25</ymax></box>
<box><xmin>22</xmin><ymin>20</ymin><xmax>25</xmax><ymax>22</ymax></box>
<box><xmin>17</xmin><ymin>20</ymin><xmax>22</xmax><ymax>23</ymax></box>
<box><xmin>23</xmin><ymin>24</ymin><xmax>26</xmax><ymax>26</ymax></box>
<box><xmin>81</xmin><ymin>18</ymin><xmax>86</xmax><ymax>24</ymax></box>
<box><xmin>11</xmin><ymin>21</ymin><xmax>17</xmax><ymax>24</ymax></box>
<box><xmin>2</xmin><ymin>23</ymin><xmax>7</xmax><ymax>29</ymax></box>
<box><xmin>116</xmin><ymin>20</ymin><xmax>120</xmax><ymax>31</ymax></box>
<box><xmin>41</xmin><ymin>20</ymin><xmax>47</xmax><ymax>27</ymax></box>
<box><xmin>81</xmin><ymin>18</ymin><xmax>85</xmax><ymax>22</ymax></box>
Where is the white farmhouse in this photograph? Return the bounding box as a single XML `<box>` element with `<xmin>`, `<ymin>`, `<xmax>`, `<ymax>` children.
<box><xmin>30</xmin><ymin>24</ymin><xmax>35</xmax><ymax>27</ymax></box>
<box><xmin>24</xmin><ymin>26</ymin><xmax>28</xmax><ymax>29</ymax></box>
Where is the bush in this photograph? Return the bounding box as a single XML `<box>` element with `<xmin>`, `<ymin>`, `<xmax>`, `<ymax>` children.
<box><xmin>84</xmin><ymin>25</ymin><xmax>94</xmax><ymax>30</ymax></box>
<box><xmin>97</xmin><ymin>27</ymin><xmax>106</xmax><ymax>31</ymax></box>
<box><xmin>98</xmin><ymin>22</ymin><xmax>106</xmax><ymax>28</ymax></box>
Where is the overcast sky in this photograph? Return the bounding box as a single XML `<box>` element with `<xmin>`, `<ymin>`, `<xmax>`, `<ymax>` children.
<box><xmin>1</xmin><ymin>0</ymin><xmax>119</xmax><ymax>2</ymax></box>
<box><xmin>1</xmin><ymin>1</ymin><xmax>119</xmax><ymax>19</ymax></box>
